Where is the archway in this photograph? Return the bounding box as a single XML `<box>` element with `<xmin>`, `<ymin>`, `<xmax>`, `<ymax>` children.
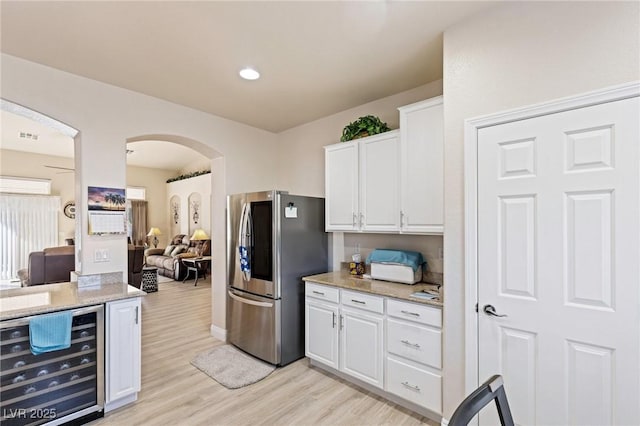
<box><xmin>0</xmin><ymin>98</ymin><xmax>82</xmax><ymax>277</ymax></box>
<box><xmin>126</xmin><ymin>134</ymin><xmax>227</xmax><ymax>341</ymax></box>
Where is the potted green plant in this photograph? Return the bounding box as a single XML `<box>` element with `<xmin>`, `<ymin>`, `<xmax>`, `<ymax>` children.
<box><xmin>340</xmin><ymin>115</ymin><xmax>391</xmax><ymax>142</ymax></box>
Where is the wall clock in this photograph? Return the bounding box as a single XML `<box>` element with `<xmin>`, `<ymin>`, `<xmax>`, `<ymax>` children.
<box><xmin>63</xmin><ymin>202</ymin><xmax>76</xmax><ymax>219</ymax></box>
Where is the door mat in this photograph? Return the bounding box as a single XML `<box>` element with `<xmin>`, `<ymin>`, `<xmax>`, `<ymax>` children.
<box><xmin>191</xmin><ymin>345</ymin><xmax>276</xmax><ymax>389</ymax></box>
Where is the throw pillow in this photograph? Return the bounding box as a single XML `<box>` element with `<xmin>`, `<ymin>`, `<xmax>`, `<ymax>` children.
<box><xmin>171</xmin><ymin>244</ymin><xmax>188</xmax><ymax>257</ymax></box>
<box><xmin>163</xmin><ymin>245</ymin><xmax>176</xmax><ymax>256</ymax></box>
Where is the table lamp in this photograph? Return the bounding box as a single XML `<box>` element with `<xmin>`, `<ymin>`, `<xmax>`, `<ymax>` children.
<box><xmin>190</xmin><ymin>229</ymin><xmax>209</xmax><ymax>257</ymax></box>
<box><xmin>147</xmin><ymin>227</ymin><xmax>161</xmax><ymax>248</ymax></box>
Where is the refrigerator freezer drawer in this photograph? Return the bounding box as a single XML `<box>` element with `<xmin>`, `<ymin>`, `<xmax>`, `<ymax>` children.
<box><xmin>226</xmin><ymin>289</ymin><xmax>280</xmax><ymax>365</ymax></box>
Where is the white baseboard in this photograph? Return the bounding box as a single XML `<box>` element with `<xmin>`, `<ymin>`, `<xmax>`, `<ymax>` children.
<box><xmin>210</xmin><ymin>324</ymin><xmax>226</xmax><ymax>342</ymax></box>
<box><xmin>104</xmin><ymin>392</ymin><xmax>137</xmax><ymax>413</ymax></box>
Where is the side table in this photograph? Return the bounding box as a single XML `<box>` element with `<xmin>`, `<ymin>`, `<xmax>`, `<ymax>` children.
<box><xmin>181</xmin><ymin>256</ymin><xmax>212</xmax><ymax>286</ymax></box>
<box><xmin>142</xmin><ymin>266</ymin><xmax>158</xmax><ymax>293</ymax></box>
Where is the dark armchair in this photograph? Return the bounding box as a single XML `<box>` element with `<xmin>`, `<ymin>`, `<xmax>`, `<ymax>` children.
<box><xmin>128</xmin><ymin>245</ymin><xmax>145</xmax><ymax>288</ymax></box>
<box><xmin>17</xmin><ymin>246</ymin><xmax>75</xmax><ymax>287</ymax></box>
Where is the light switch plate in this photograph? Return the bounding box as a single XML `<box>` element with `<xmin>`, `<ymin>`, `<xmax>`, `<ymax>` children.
<box><xmin>94</xmin><ymin>249</ymin><xmax>110</xmax><ymax>262</ymax></box>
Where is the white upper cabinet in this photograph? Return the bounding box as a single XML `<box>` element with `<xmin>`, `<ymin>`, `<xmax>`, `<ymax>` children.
<box><xmin>325</xmin><ymin>96</ymin><xmax>444</xmax><ymax>235</ymax></box>
<box><xmin>325</xmin><ymin>130</ymin><xmax>400</xmax><ymax>232</ymax></box>
<box><xmin>398</xmin><ymin>97</ymin><xmax>444</xmax><ymax>234</ymax></box>
<box><xmin>359</xmin><ymin>132</ymin><xmax>400</xmax><ymax>232</ymax></box>
<box><xmin>325</xmin><ymin>142</ymin><xmax>359</xmax><ymax>231</ymax></box>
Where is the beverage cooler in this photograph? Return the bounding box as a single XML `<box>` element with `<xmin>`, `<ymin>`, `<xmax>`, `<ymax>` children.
<box><xmin>0</xmin><ymin>306</ymin><xmax>104</xmax><ymax>425</ymax></box>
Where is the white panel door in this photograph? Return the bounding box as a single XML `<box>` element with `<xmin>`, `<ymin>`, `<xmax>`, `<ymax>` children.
<box><xmin>325</xmin><ymin>142</ymin><xmax>359</xmax><ymax>231</ymax></box>
<box><xmin>360</xmin><ymin>131</ymin><xmax>400</xmax><ymax>232</ymax></box>
<box><xmin>305</xmin><ymin>300</ymin><xmax>339</xmax><ymax>369</ymax></box>
<box><xmin>477</xmin><ymin>97</ymin><xmax>639</xmax><ymax>425</ymax></box>
<box><xmin>340</xmin><ymin>307</ymin><xmax>384</xmax><ymax>388</ymax></box>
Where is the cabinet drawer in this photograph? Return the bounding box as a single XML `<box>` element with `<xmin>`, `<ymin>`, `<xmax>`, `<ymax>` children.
<box><xmin>387</xmin><ymin>299</ymin><xmax>441</xmax><ymax>328</ymax></box>
<box><xmin>387</xmin><ymin>318</ymin><xmax>441</xmax><ymax>369</ymax></box>
<box><xmin>306</xmin><ymin>282</ymin><xmax>339</xmax><ymax>304</ymax></box>
<box><xmin>341</xmin><ymin>289</ymin><xmax>384</xmax><ymax>314</ymax></box>
<box><xmin>386</xmin><ymin>356</ymin><xmax>442</xmax><ymax>414</ymax></box>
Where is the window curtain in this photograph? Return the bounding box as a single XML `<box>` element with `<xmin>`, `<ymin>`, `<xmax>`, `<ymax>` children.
<box><xmin>130</xmin><ymin>200</ymin><xmax>148</xmax><ymax>246</ymax></box>
<box><xmin>0</xmin><ymin>194</ymin><xmax>59</xmax><ymax>280</ymax></box>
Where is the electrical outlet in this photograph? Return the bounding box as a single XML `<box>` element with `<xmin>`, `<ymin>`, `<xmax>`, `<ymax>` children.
<box><xmin>94</xmin><ymin>249</ymin><xmax>110</xmax><ymax>263</ymax></box>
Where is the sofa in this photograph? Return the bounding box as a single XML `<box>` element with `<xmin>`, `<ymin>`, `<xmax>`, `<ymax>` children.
<box><xmin>144</xmin><ymin>234</ymin><xmax>210</xmax><ymax>280</ymax></box>
<box><xmin>18</xmin><ymin>246</ymin><xmax>75</xmax><ymax>287</ymax></box>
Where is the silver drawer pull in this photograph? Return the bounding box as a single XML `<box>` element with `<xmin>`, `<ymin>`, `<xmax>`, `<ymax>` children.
<box><xmin>351</xmin><ymin>299</ymin><xmax>366</xmax><ymax>305</ymax></box>
<box><xmin>312</xmin><ymin>290</ymin><xmax>325</xmax><ymax>296</ymax></box>
<box><xmin>401</xmin><ymin>339</ymin><xmax>421</xmax><ymax>349</ymax></box>
<box><xmin>401</xmin><ymin>310</ymin><xmax>420</xmax><ymax>317</ymax></box>
<box><xmin>401</xmin><ymin>381</ymin><xmax>421</xmax><ymax>392</ymax></box>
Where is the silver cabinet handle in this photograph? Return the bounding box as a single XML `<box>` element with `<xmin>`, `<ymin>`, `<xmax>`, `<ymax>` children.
<box><xmin>312</xmin><ymin>290</ymin><xmax>325</xmax><ymax>296</ymax></box>
<box><xmin>401</xmin><ymin>339</ymin><xmax>420</xmax><ymax>349</ymax></box>
<box><xmin>359</xmin><ymin>212</ymin><xmax>364</xmax><ymax>227</ymax></box>
<box><xmin>483</xmin><ymin>304</ymin><xmax>508</xmax><ymax>317</ymax></box>
<box><xmin>332</xmin><ymin>312</ymin><xmax>336</xmax><ymax>328</ymax></box>
<box><xmin>400</xmin><ymin>210</ymin><xmax>405</xmax><ymax>226</ymax></box>
<box><xmin>351</xmin><ymin>299</ymin><xmax>366</xmax><ymax>305</ymax></box>
<box><xmin>135</xmin><ymin>306</ymin><xmax>139</xmax><ymax>325</ymax></box>
<box><xmin>401</xmin><ymin>310</ymin><xmax>420</xmax><ymax>317</ymax></box>
<box><xmin>401</xmin><ymin>381</ymin><xmax>421</xmax><ymax>392</ymax></box>
<box><xmin>340</xmin><ymin>315</ymin><xmax>344</xmax><ymax>330</ymax></box>
<box><xmin>353</xmin><ymin>213</ymin><xmax>357</xmax><ymax>227</ymax></box>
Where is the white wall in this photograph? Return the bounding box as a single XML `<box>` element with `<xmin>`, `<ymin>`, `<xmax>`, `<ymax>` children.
<box><xmin>0</xmin><ymin>149</ymin><xmax>76</xmax><ymax>245</ymax></box>
<box><xmin>167</xmin><ymin>173</ymin><xmax>212</xmax><ymax>238</ymax></box>
<box><xmin>1</xmin><ymin>53</ymin><xmax>279</xmax><ymax>334</ymax></box>
<box><xmin>277</xmin><ymin>80</ymin><xmax>443</xmax><ymax>197</ymax></box>
<box><xmin>441</xmin><ymin>1</ymin><xmax>640</xmax><ymax>419</ymax></box>
<box><xmin>126</xmin><ymin>165</ymin><xmax>175</xmax><ymax>248</ymax></box>
<box><xmin>276</xmin><ymin>80</ymin><xmax>445</xmax><ymax>271</ymax></box>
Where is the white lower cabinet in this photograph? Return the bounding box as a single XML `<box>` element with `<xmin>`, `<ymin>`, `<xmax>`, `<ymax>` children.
<box><xmin>305</xmin><ymin>282</ymin><xmax>442</xmax><ymax>416</ymax></box>
<box><xmin>305</xmin><ymin>283</ymin><xmax>384</xmax><ymax>389</ymax></box>
<box><xmin>305</xmin><ymin>300</ymin><xmax>339</xmax><ymax>369</ymax></box>
<box><xmin>105</xmin><ymin>297</ymin><xmax>142</xmax><ymax>412</ymax></box>
<box><xmin>385</xmin><ymin>298</ymin><xmax>442</xmax><ymax>415</ymax></box>
<box><xmin>340</xmin><ymin>307</ymin><xmax>383</xmax><ymax>388</ymax></box>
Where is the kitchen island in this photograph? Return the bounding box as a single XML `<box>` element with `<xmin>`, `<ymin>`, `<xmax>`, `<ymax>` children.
<box><xmin>0</xmin><ymin>280</ymin><xmax>145</xmax><ymax>424</ymax></box>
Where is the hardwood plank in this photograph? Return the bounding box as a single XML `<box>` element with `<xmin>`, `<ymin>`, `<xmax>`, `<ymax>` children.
<box><xmin>93</xmin><ymin>278</ymin><xmax>437</xmax><ymax>425</ymax></box>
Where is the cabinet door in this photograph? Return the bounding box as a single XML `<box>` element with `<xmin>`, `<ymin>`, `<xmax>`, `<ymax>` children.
<box><xmin>399</xmin><ymin>98</ymin><xmax>444</xmax><ymax>234</ymax></box>
<box><xmin>340</xmin><ymin>307</ymin><xmax>384</xmax><ymax>388</ymax></box>
<box><xmin>360</xmin><ymin>131</ymin><xmax>400</xmax><ymax>232</ymax></box>
<box><xmin>106</xmin><ymin>297</ymin><xmax>141</xmax><ymax>404</ymax></box>
<box><xmin>325</xmin><ymin>142</ymin><xmax>359</xmax><ymax>231</ymax></box>
<box><xmin>305</xmin><ymin>299</ymin><xmax>339</xmax><ymax>369</ymax></box>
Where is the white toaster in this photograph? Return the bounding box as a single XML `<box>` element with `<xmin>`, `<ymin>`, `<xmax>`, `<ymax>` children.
<box><xmin>370</xmin><ymin>262</ymin><xmax>422</xmax><ymax>284</ymax></box>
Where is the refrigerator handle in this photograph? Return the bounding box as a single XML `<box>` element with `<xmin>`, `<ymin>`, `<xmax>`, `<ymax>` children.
<box><xmin>228</xmin><ymin>290</ymin><xmax>273</xmax><ymax>308</ymax></box>
<box><xmin>239</xmin><ymin>202</ymin><xmax>252</xmax><ymax>281</ymax></box>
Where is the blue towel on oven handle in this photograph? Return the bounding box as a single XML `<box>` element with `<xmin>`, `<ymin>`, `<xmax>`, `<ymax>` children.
<box><xmin>29</xmin><ymin>310</ymin><xmax>73</xmax><ymax>355</ymax></box>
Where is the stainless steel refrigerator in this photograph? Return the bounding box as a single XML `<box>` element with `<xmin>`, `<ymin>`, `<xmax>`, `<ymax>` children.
<box><xmin>226</xmin><ymin>190</ymin><xmax>327</xmax><ymax>366</ymax></box>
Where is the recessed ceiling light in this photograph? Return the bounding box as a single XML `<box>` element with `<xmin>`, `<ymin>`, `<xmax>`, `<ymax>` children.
<box><xmin>239</xmin><ymin>67</ymin><xmax>260</xmax><ymax>80</ymax></box>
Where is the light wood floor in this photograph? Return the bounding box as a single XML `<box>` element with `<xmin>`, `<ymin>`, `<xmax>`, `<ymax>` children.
<box><xmin>93</xmin><ymin>278</ymin><xmax>437</xmax><ymax>426</ymax></box>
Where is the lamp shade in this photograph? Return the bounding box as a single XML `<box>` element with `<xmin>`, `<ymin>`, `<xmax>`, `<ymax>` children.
<box><xmin>147</xmin><ymin>227</ymin><xmax>162</xmax><ymax>237</ymax></box>
<box><xmin>190</xmin><ymin>229</ymin><xmax>209</xmax><ymax>241</ymax></box>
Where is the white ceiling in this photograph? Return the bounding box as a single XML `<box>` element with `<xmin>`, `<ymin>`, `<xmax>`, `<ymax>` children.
<box><xmin>0</xmin><ymin>1</ymin><xmax>498</xmax><ymax>133</ymax></box>
<box><xmin>0</xmin><ymin>109</ymin><xmax>207</xmax><ymax>171</ymax></box>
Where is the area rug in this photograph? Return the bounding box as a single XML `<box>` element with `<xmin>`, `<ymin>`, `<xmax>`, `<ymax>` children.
<box><xmin>191</xmin><ymin>345</ymin><xmax>276</xmax><ymax>389</ymax></box>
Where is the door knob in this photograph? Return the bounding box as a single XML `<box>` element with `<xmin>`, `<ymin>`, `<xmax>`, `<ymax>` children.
<box><xmin>483</xmin><ymin>304</ymin><xmax>508</xmax><ymax>317</ymax></box>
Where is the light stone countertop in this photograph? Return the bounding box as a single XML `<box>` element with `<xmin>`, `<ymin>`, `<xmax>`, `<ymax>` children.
<box><xmin>0</xmin><ymin>281</ymin><xmax>146</xmax><ymax>321</ymax></box>
<box><xmin>302</xmin><ymin>271</ymin><xmax>443</xmax><ymax>308</ymax></box>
